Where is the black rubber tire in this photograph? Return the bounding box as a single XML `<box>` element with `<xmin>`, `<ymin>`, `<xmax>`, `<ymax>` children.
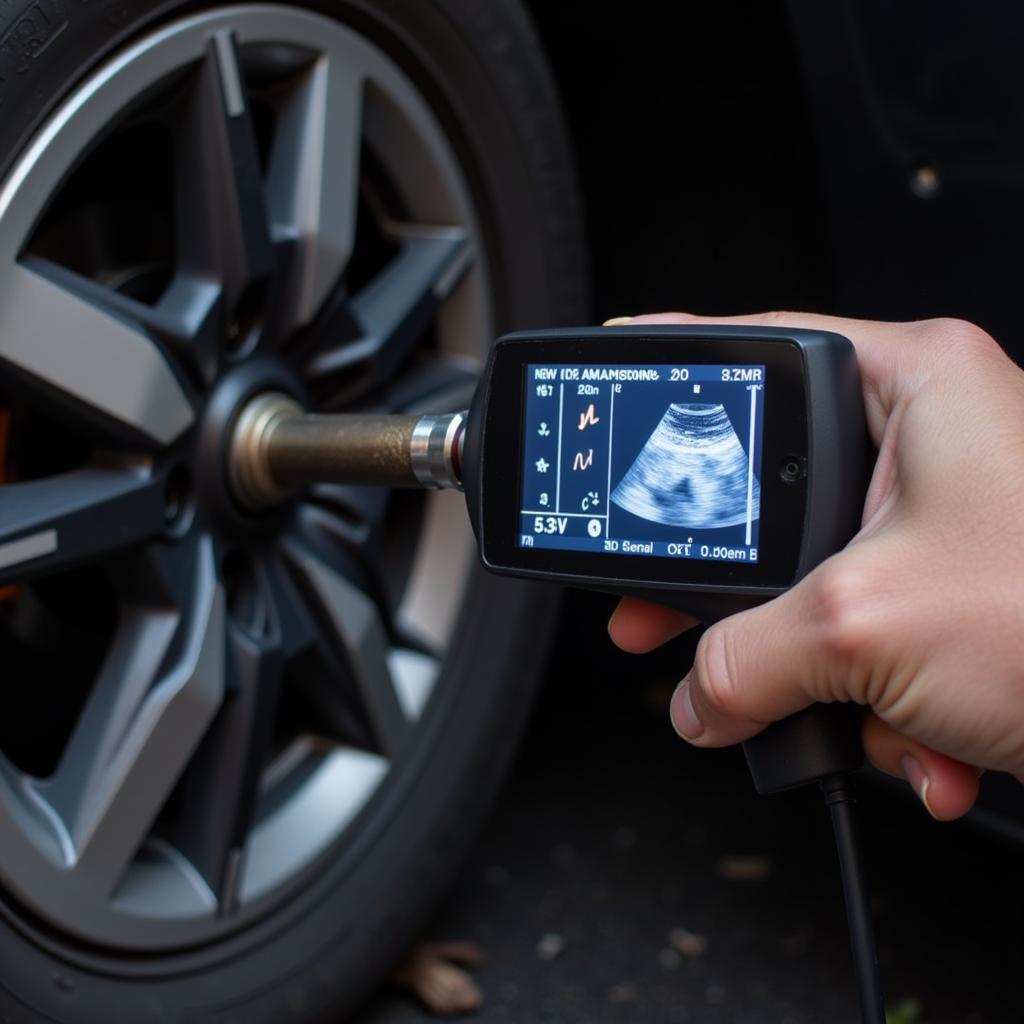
<box><xmin>0</xmin><ymin>1</ymin><xmax>587</xmax><ymax>1021</ymax></box>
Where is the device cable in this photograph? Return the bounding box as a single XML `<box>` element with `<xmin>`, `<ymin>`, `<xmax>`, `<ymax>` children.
<box><xmin>820</xmin><ymin>774</ymin><xmax>886</xmax><ymax>1024</ymax></box>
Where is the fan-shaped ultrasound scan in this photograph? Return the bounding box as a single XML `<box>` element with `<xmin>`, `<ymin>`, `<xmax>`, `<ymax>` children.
<box><xmin>611</xmin><ymin>403</ymin><xmax>760</xmax><ymax>529</ymax></box>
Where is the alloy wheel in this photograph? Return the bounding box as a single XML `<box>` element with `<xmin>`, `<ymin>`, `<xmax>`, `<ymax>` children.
<box><xmin>0</xmin><ymin>4</ymin><xmax>487</xmax><ymax>952</ymax></box>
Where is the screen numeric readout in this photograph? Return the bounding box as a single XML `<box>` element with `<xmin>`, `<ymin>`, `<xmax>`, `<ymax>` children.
<box><xmin>518</xmin><ymin>364</ymin><xmax>766</xmax><ymax>564</ymax></box>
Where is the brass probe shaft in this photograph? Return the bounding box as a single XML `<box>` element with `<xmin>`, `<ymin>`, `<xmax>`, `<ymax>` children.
<box><xmin>229</xmin><ymin>392</ymin><xmax>465</xmax><ymax>508</ymax></box>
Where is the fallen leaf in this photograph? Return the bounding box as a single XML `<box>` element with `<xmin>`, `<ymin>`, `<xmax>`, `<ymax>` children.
<box><xmin>391</xmin><ymin>941</ymin><xmax>483</xmax><ymax>1016</ymax></box>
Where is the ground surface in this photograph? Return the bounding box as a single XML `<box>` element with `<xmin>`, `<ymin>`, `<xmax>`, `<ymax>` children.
<box><xmin>356</xmin><ymin>594</ymin><xmax>1022</xmax><ymax>1024</ymax></box>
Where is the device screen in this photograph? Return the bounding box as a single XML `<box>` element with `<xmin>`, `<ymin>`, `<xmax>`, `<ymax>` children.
<box><xmin>517</xmin><ymin>363</ymin><xmax>766</xmax><ymax>564</ymax></box>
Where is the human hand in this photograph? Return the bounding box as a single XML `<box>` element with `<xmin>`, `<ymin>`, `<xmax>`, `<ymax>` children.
<box><xmin>607</xmin><ymin>312</ymin><xmax>1024</xmax><ymax>819</ymax></box>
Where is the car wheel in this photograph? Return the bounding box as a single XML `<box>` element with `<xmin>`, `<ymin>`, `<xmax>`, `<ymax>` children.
<box><xmin>0</xmin><ymin>1</ymin><xmax>586</xmax><ymax>1020</ymax></box>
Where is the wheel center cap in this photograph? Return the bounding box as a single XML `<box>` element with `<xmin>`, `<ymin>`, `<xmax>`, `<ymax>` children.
<box><xmin>228</xmin><ymin>391</ymin><xmax>304</xmax><ymax>509</ymax></box>
<box><xmin>195</xmin><ymin>358</ymin><xmax>305</xmax><ymax>528</ymax></box>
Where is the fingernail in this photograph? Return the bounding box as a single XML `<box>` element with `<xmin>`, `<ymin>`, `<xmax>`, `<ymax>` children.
<box><xmin>603</xmin><ymin>316</ymin><xmax>634</xmax><ymax>326</ymax></box>
<box><xmin>900</xmin><ymin>754</ymin><xmax>936</xmax><ymax>818</ymax></box>
<box><xmin>670</xmin><ymin>676</ymin><xmax>704</xmax><ymax>740</ymax></box>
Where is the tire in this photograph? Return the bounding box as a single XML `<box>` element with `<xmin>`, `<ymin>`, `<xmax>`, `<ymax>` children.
<box><xmin>0</xmin><ymin>2</ymin><xmax>587</xmax><ymax>1021</ymax></box>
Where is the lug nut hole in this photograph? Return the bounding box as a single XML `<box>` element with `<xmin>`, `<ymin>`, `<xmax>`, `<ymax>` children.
<box><xmin>225</xmin><ymin>283</ymin><xmax>266</xmax><ymax>358</ymax></box>
<box><xmin>163</xmin><ymin>463</ymin><xmax>195</xmax><ymax>532</ymax></box>
<box><xmin>222</xmin><ymin>550</ymin><xmax>270</xmax><ymax>638</ymax></box>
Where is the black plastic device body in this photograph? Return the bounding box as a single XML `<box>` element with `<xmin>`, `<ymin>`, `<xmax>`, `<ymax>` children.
<box><xmin>462</xmin><ymin>325</ymin><xmax>870</xmax><ymax>793</ymax></box>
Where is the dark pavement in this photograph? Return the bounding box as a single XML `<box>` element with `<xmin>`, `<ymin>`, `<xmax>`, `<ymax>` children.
<box><xmin>358</xmin><ymin>593</ymin><xmax>1022</xmax><ymax>1024</ymax></box>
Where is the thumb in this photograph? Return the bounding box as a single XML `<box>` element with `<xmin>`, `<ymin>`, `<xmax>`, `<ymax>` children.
<box><xmin>669</xmin><ymin>558</ymin><xmax>867</xmax><ymax>746</ymax></box>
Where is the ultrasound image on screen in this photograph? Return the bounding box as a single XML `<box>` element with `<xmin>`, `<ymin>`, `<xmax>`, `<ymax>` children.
<box><xmin>518</xmin><ymin>364</ymin><xmax>765</xmax><ymax>564</ymax></box>
<box><xmin>611</xmin><ymin>403</ymin><xmax>760</xmax><ymax>529</ymax></box>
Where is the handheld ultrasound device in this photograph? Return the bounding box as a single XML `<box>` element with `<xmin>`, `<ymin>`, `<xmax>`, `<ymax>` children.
<box><xmin>462</xmin><ymin>325</ymin><xmax>870</xmax><ymax>794</ymax></box>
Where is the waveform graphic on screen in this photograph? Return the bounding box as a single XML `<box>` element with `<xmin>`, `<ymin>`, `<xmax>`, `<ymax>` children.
<box><xmin>611</xmin><ymin>403</ymin><xmax>759</xmax><ymax>529</ymax></box>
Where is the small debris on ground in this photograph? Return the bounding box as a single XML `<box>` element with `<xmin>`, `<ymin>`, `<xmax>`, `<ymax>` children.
<box><xmin>716</xmin><ymin>854</ymin><xmax>773</xmax><ymax>881</ymax></box>
<box><xmin>535</xmin><ymin>932</ymin><xmax>566</xmax><ymax>961</ymax></box>
<box><xmin>391</xmin><ymin>941</ymin><xmax>483</xmax><ymax>1017</ymax></box>
<box><xmin>669</xmin><ymin>926</ymin><xmax>708</xmax><ymax>957</ymax></box>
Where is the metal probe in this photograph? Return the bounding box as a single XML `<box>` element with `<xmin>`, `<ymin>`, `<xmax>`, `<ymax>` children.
<box><xmin>229</xmin><ymin>392</ymin><xmax>466</xmax><ymax>508</ymax></box>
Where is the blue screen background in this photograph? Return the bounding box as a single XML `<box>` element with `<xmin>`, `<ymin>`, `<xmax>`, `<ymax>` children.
<box><xmin>518</xmin><ymin>363</ymin><xmax>765</xmax><ymax>564</ymax></box>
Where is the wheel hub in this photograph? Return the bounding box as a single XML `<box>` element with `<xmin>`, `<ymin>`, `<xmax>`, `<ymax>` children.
<box><xmin>194</xmin><ymin>359</ymin><xmax>304</xmax><ymax>530</ymax></box>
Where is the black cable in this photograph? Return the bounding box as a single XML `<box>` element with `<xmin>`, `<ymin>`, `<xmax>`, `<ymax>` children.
<box><xmin>820</xmin><ymin>774</ymin><xmax>886</xmax><ymax>1024</ymax></box>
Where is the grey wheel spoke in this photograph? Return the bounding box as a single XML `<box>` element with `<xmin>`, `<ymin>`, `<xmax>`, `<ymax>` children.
<box><xmin>0</xmin><ymin>261</ymin><xmax>194</xmax><ymax>446</ymax></box>
<box><xmin>394</xmin><ymin>488</ymin><xmax>475</xmax><ymax>652</ymax></box>
<box><xmin>159</xmin><ymin>620</ymin><xmax>285</xmax><ymax>911</ymax></box>
<box><xmin>151</xmin><ymin>273</ymin><xmax>225</xmax><ymax>386</ymax></box>
<box><xmin>42</xmin><ymin>538</ymin><xmax>225</xmax><ymax>894</ymax></box>
<box><xmin>304</xmin><ymin>483</ymin><xmax>390</xmax><ymax>547</ymax></box>
<box><xmin>285</xmin><ymin>543</ymin><xmax>411</xmax><ymax>759</ymax></box>
<box><xmin>387</xmin><ymin>353</ymin><xmax>480</xmax><ymax>414</ymax></box>
<box><xmin>305</xmin><ymin>225</ymin><xmax>472</xmax><ymax>392</ymax></box>
<box><xmin>294</xmin><ymin>498</ymin><xmax>399</xmax><ymax>637</ymax></box>
<box><xmin>0</xmin><ymin>467</ymin><xmax>166</xmax><ymax>586</ymax></box>
<box><xmin>23</xmin><ymin>256</ymin><xmax>223</xmax><ymax>389</ymax></box>
<box><xmin>267</xmin><ymin>51</ymin><xmax>364</xmax><ymax>331</ymax></box>
<box><xmin>173</xmin><ymin>33</ymin><xmax>274</xmax><ymax>316</ymax></box>
<box><xmin>156</xmin><ymin>553</ymin><xmax>317</xmax><ymax>910</ymax></box>
<box><xmin>388</xmin><ymin>647</ymin><xmax>441</xmax><ymax>722</ymax></box>
<box><xmin>264</xmin><ymin>553</ymin><xmax>323</xmax><ymax>660</ymax></box>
